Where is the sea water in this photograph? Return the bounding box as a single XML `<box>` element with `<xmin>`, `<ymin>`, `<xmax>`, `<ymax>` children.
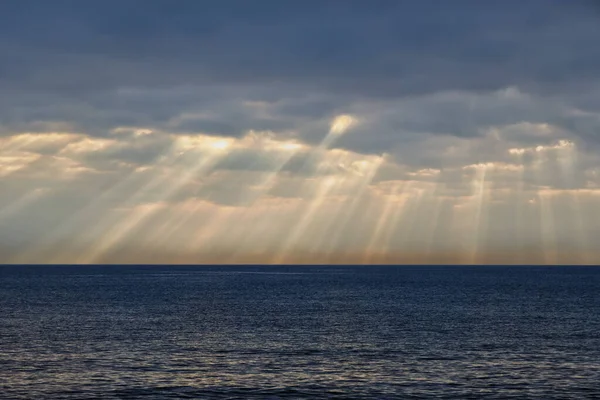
<box><xmin>1</xmin><ymin>265</ymin><xmax>599</xmax><ymax>399</ymax></box>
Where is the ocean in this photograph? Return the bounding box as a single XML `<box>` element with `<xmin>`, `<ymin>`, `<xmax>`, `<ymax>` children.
<box><xmin>1</xmin><ymin>265</ymin><xmax>599</xmax><ymax>399</ymax></box>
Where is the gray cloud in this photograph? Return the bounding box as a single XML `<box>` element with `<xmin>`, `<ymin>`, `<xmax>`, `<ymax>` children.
<box><xmin>1</xmin><ymin>1</ymin><xmax>599</xmax><ymax>145</ymax></box>
<box><xmin>3</xmin><ymin>1</ymin><xmax>599</xmax><ymax>94</ymax></box>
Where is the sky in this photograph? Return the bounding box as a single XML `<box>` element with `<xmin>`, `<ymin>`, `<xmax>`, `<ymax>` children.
<box><xmin>1</xmin><ymin>0</ymin><xmax>600</xmax><ymax>264</ymax></box>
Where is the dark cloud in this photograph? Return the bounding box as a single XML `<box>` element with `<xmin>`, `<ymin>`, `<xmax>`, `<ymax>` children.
<box><xmin>1</xmin><ymin>1</ymin><xmax>600</xmax><ymax>160</ymax></box>
<box><xmin>0</xmin><ymin>0</ymin><xmax>599</xmax><ymax>158</ymax></box>
<box><xmin>2</xmin><ymin>1</ymin><xmax>599</xmax><ymax>96</ymax></box>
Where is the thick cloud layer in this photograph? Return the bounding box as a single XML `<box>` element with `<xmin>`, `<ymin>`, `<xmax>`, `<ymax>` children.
<box><xmin>2</xmin><ymin>1</ymin><xmax>598</xmax><ymax>92</ymax></box>
<box><xmin>2</xmin><ymin>1</ymin><xmax>600</xmax><ymax>137</ymax></box>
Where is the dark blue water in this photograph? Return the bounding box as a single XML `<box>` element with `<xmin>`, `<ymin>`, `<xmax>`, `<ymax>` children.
<box><xmin>1</xmin><ymin>266</ymin><xmax>599</xmax><ymax>399</ymax></box>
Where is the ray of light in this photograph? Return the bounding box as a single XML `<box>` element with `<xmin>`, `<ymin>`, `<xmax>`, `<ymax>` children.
<box><xmin>218</xmin><ymin>117</ymin><xmax>359</xmax><ymax>262</ymax></box>
<box><xmin>0</xmin><ymin>189</ymin><xmax>48</xmax><ymax>221</ymax></box>
<box><xmin>0</xmin><ymin>133</ymin><xmax>75</xmax><ymax>153</ymax></box>
<box><xmin>0</xmin><ymin>135</ymin><xmax>38</xmax><ymax>153</ymax></box>
<box><xmin>566</xmin><ymin>191</ymin><xmax>591</xmax><ymax>264</ymax></box>
<box><xmin>233</xmin><ymin>197</ymin><xmax>308</xmax><ymax>262</ymax></box>
<box><xmin>307</xmin><ymin>193</ymin><xmax>364</xmax><ymax>257</ymax></box>
<box><xmin>322</xmin><ymin>114</ymin><xmax>357</xmax><ymax>148</ymax></box>
<box><xmin>75</xmin><ymin>202</ymin><xmax>168</xmax><ymax>263</ymax></box>
<box><xmin>509</xmin><ymin>150</ymin><xmax>527</xmax><ymax>257</ymax></box>
<box><xmin>556</xmin><ymin>142</ymin><xmax>591</xmax><ymax>263</ymax></box>
<box><xmin>139</xmin><ymin>199</ymin><xmax>206</xmax><ymax>250</ymax></box>
<box><xmin>137</xmin><ymin>140</ymin><xmax>279</xmax><ymax>250</ymax></box>
<box><xmin>194</xmin><ymin>203</ymin><xmax>250</xmax><ymax>257</ymax></box>
<box><xmin>532</xmin><ymin>149</ymin><xmax>557</xmax><ymax>264</ymax></box>
<box><xmin>126</xmin><ymin>197</ymin><xmax>202</xmax><ymax>251</ymax></box>
<box><xmin>466</xmin><ymin>164</ymin><xmax>489</xmax><ymax>264</ymax></box>
<box><xmin>537</xmin><ymin>190</ymin><xmax>557</xmax><ymax>264</ymax></box>
<box><xmin>187</xmin><ymin>206</ymin><xmax>239</xmax><ymax>255</ymax></box>
<box><xmin>183</xmin><ymin>143</ymin><xmax>305</xmax><ymax>257</ymax></box>
<box><xmin>189</xmin><ymin>200</ymin><xmax>265</xmax><ymax>260</ymax></box>
<box><xmin>96</xmin><ymin>136</ymin><xmax>303</xmax><ymax>263</ymax></box>
<box><xmin>362</xmin><ymin>181</ymin><xmax>407</xmax><ymax>263</ymax></box>
<box><xmin>0</xmin><ymin>133</ymin><xmax>93</xmax><ymax>180</ymax></box>
<box><xmin>76</xmin><ymin>142</ymin><xmax>232</xmax><ymax>264</ymax></box>
<box><xmin>386</xmin><ymin>169</ymin><xmax>443</xmax><ymax>259</ymax></box>
<box><xmin>241</xmin><ymin>116</ymin><xmax>361</xmax><ymax>259</ymax></box>
<box><xmin>296</xmin><ymin>114</ymin><xmax>358</xmax><ymax>176</ymax></box>
<box><xmin>9</xmin><ymin>138</ymin><xmax>190</xmax><ymax>263</ymax></box>
<box><xmin>394</xmin><ymin>185</ymin><xmax>432</xmax><ymax>255</ymax></box>
<box><xmin>134</xmin><ymin>135</ymin><xmax>306</xmax><ymax>250</ymax></box>
<box><xmin>309</xmin><ymin>155</ymin><xmax>385</xmax><ymax>257</ymax></box>
<box><xmin>270</xmin><ymin>175</ymin><xmax>345</xmax><ymax>264</ymax></box>
<box><xmin>14</xmin><ymin>136</ymin><xmax>233</xmax><ymax>264</ymax></box>
<box><xmin>0</xmin><ymin>152</ymin><xmax>42</xmax><ymax>178</ymax></box>
<box><xmin>237</xmin><ymin>145</ymin><xmax>303</xmax><ymax>206</ymax></box>
<box><xmin>380</xmin><ymin>181</ymin><xmax>419</xmax><ymax>257</ymax></box>
<box><xmin>420</xmin><ymin>188</ymin><xmax>445</xmax><ymax>261</ymax></box>
<box><xmin>235</xmin><ymin>147</ymin><xmax>352</xmax><ymax>262</ymax></box>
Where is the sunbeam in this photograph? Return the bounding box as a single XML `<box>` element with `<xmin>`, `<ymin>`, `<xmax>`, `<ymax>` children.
<box><xmin>362</xmin><ymin>181</ymin><xmax>406</xmax><ymax>263</ymax></box>
<box><xmin>532</xmin><ymin>145</ymin><xmax>558</xmax><ymax>264</ymax></box>
<box><xmin>75</xmin><ymin>138</ymin><xmax>233</xmax><ymax>263</ymax></box>
<box><xmin>180</xmin><ymin>140</ymin><xmax>306</xmax><ymax>258</ymax></box>
<box><xmin>420</xmin><ymin>187</ymin><xmax>445</xmax><ymax>261</ymax></box>
<box><xmin>271</xmin><ymin>175</ymin><xmax>345</xmax><ymax>264</ymax></box>
<box><xmin>509</xmin><ymin>148</ymin><xmax>528</xmax><ymax>258</ymax></box>
<box><xmin>465</xmin><ymin>163</ymin><xmax>489</xmax><ymax>264</ymax></box>
<box><xmin>381</xmin><ymin>180</ymin><xmax>431</xmax><ymax>255</ymax></box>
<box><xmin>295</xmin><ymin>114</ymin><xmax>358</xmax><ymax>177</ymax></box>
<box><xmin>537</xmin><ymin>190</ymin><xmax>557</xmax><ymax>264</ymax></box>
<box><xmin>0</xmin><ymin>189</ymin><xmax>48</xmax><ymax>221</ymax></box>
<box><xmin>313</xmin><ymin>154</ymin><xmax>385</xmax><ymax>258</ymax></box>
<box><xmin>555</xmin><ymin>141</ymin><xmax>591</xmax><ymax>263</ymax></box>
